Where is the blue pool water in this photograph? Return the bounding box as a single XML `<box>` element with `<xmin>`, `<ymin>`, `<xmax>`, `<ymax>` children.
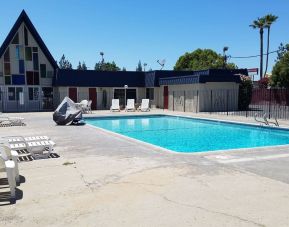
<box><xmin>85</xmin><ymin>115</ymin><xmax>289</xmax><ymax>152</ymax></box>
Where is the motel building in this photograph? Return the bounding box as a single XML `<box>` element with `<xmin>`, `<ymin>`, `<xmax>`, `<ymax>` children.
<box><xmin>0</xmin><ymin>10</ymin><xmax>247</xmax><ymax>113</ymax></box>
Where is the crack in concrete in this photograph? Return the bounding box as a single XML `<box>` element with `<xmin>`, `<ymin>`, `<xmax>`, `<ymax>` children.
<box><xmin>144</xmin><ymin>189</ymin><xmax>266</xmax><ymax>227</ymax></box>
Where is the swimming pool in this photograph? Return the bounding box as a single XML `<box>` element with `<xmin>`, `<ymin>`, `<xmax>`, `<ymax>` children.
<box><xmin>85</xmin><ymin>115</ymin><xmax>289</xmax><ymax>153</ymax></box>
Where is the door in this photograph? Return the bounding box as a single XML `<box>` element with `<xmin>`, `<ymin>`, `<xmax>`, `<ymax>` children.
<box><xmin>89</xmin><ymin>88</ymin><xmax>97</xmax><ymax>110</ymax></box>
<box><xmin>69</xmin><ymin>87</ymin><xmax>77</xmax><ymax>102</ymax></box>
<box><xmin>163</xmin><ymin>86</ymin><xmax>168</xmax><ymax>109</ymax></box>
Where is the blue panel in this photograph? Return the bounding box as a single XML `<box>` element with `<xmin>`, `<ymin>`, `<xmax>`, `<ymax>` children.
<box><xmin>19</xmin><ymin>60</ymin><xmax>25</xmax><ymax>74</ymax></box>
<box><xmin>12</xmin><ymin>74</ymin><xmax>25</xmax><ymax>85</ymax></box>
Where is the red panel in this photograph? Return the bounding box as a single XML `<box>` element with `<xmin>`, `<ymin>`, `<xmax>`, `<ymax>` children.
<box><xmin>89</xmin><ymin>88</ymin><xmax>97</xmax><ymax>110</ymax></box>
<box><xmin>163</xmin><ymin>86</ymin><xmax>168</xmax><ymax>109</ymax></box>
<box><xmin>69</xmin><ymin>87</ymin><xmax>77</xmax><ymax>102</ymax></box>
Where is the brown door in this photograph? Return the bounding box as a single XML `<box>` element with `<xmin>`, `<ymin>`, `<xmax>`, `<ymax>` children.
<box><xmin>89</xmin><ymin>88</ymin><xmax>97</xmax><ymax>110</ymax></box>
<box><xmin>68</xmin><ymin>87</ymin><xmax>77</xmax><ymax>102</ymax></box>
<box><xmin>163</xmin><ymin>86</ymin><xmax>168</xmax><ymax>109</ymax></box>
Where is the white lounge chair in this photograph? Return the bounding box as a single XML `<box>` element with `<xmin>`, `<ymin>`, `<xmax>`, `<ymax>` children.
<box><xmin>139</xmin><ymin>99</ymin><xmax>150</xmax><ymax>112</ymax></box>
<box><xmin>125</xmin><ymin>99</ymin><xmax>135</xmax><ymax>112</ymax></box>
<box><xmin>110</xmin><ymin>99</ymin><xmax>120</xmax><ymax>112</ymax></box>
<box><xmin>0</xmin><ymin>116</ymin><xmax>25</xmax><ymax>126</ymax></box>
<box><xmin>4</xmin><ymin>135</ymin><xmax>50</xmax><ymax>143</ymax></box>
<box><xmin>6</xmin><ymin>137</ymin><xmax>55</xmax><ymax>159</ymax></box>
<box><xmin>0</xmin><ymin>144</ymin><xmax>19</xmax><ymax>183</ymax></box>
<box><xmin>0</xmin><ymin>156</ymin><xmax>16</xmax><ymax>199</ymax></box>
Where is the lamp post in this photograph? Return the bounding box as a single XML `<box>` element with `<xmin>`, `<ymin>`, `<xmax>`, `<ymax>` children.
<box><xmin>100</xmin><ymin>52</ymin><xmax>104</xmax><ymax>70</ymax></box>
<box><xmin>223</xmin><ymin>47</ymin><xmax>229</xmax><ymax>69</ymax></box>
<box><xmin>124</xmin><ymin>85</ymin><xmax>128</xmax><ymax>107</ymax></box>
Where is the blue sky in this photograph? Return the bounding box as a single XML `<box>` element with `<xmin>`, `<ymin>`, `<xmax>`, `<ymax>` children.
<box><xmin>1</xmin><ymin>0</ymin><xmax>289</xmax><ymax>76</ymax></box>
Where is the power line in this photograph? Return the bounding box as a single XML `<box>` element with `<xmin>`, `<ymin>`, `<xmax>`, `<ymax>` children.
<box><xmin>229</xmin><ymin>50</ymin><xmax>279</xmax><ymax>59</ymax></box>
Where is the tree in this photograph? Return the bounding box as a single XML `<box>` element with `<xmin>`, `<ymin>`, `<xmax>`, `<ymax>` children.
<box><xmin>174</xmin><ymin>48</ymin><xmax>237</xmax><ymax>71</ymax></box>
<box><xmin>276</xmin><ymin>43</ymin><xmax>289</xmax><ymax>61</ymax></box>
<box><xmin>250</xmin><ymin>17</ymin><xmax>266</xmax><ymax>79</ymax></box>
<box><xmin>238</xmin><ymin>75</ymin><xmax>253</xmax><ymax>110</ymax></box>
<box><xmin>270</xmin><ymin>45</ymin><xmax>289</xmax><ymax>88</ymax></box>
<box><xmin>77</xmin><ymin>61</ymin><xmax>82</xmax><ymax>70</ymax></box>
<box><xmin>58</xmin><ymin>54</ymin><xmax>72</xmax><ymax>69</ymax></box>
<box><xmin>122</xmin><ymin>67</ymin><xmax>127</xmax><ymax>71</ymax></box>
<box><xmin>94</xmin><ymin>61</ymin><xmax>120</xmax><ymax>71</ymax></box>
<box><xmin>136</xmin><ymin>60</ymin><xmax>142</xmax><ymax>71</ymax></box>
<box><xmin>263</xmin><ymin>14</ymin><xmax>278</xmax><ymax>77</ymax></box>
<box><xmin>81</xmin><ymin>61</ymin><xmax>87</xmax><ymax>70</ymax></box>
<box><xmin>77</xmin><ymin>61</ymin><xmax>87</xmax><ymax>70</ymax></box>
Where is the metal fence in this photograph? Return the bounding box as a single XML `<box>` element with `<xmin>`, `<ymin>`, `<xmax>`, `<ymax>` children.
<box><xmin>168</xmin><ymin>88</ymin><xmax>289</xmax><ymax>120</ymax></box>
<box><xmin>0</xmin><ymin>89</ymin><xmax>53</xmax><ymax>113</ymax></box>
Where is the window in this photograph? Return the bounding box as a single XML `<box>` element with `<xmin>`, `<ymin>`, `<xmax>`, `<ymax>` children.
<box><xmin>26</xmin><ymin>71</ymin><xmax>39</xmax><ymax>85</ymax></box>
<box><xmin>16</xmin><ymin>45</ymin><xmax>24</xmax><ymax>60</ymax></box>
<box><xmin>12</xmin><ymin>75</ymin><xmax>25</xmax><ymax>85</ymax></box>
<box><xmin>24</xmin><ymin>27</ymin><xmax>28</xmax><ymax>46</ymax></box>
<box><xmin>29</xmin><ymin>87</ymin><xmax>39</xmax><ymax>101</ymax></box>
<box><xmin>25</xmin><ymin>47</ymin><xmax>32</xmax><ymax>61</ymax></box>
<box><xmin>4</xmin><ymin>48</ymin><xmax>10</xmax><ymax>62</ymax></box>
<box><xmin>146</xmin><ymin>88</ymin><xmax>154</xmax><ymax>100</ymax></box>
<box><xmin>5</xmin><ymin>76</ymin><xmax>11</xmax><ymax>85</ymax></box>
<box><xmin>19</xmin><ymin>60</ymin><xmax>25</xmax><ymax>74</ymax></box>
<box><xmin>4</xmin><ymin>63</ymin><xmax>11</xmax><ymax>75</ymax></box>
<box><xmin>114</xmin><ymin>89</ymin><xmax>136</xmax><ymax>106</ymax></box>
<box><xmin>12</xmin><ymin>32</ymin><xmax>19</xmax><ymax>44</ymax></box>
<box><xmin>33</xmin><ymin>52</ymin><xmax>39</xmax><ymax>70</ymax></box>
<box><xmin>40</xmin><ymin>64</ymin><xmax>46</xmax><ymax>78</ymax></box>
<box><xmin>8</xmin><ymin>87</ymin><xmax>16</xmax><ymax>101</ymax></box>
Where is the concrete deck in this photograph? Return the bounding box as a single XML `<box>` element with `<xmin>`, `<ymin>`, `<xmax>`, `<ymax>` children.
<box><xmin>1</xmin><ymin>110</ymin><xmax>289</xmax><ymax>227</ymax></box>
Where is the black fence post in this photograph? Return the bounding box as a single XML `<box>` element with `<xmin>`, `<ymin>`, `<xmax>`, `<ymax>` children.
<box><xmin>196</xmin><ymin>90</ymin><xmax>199</xmax><ymax>113</ymax></box>
<box><xmin>184</xmin><ymin>90</ymin><xmax>186</xmax><ymax>112</ymax></box>
<box><xmin>173</xmin><ymin>91</ymin><xmax>175</xmax><ymax>111</ymax></box>
<box><xmin>210</xmin><ymin>90</ymin><xmax>213</xmax><ymax>114</ymax></box>
<box><xmin>226</xmin><ymin>90</ymin><xmax>229</xmax><ymax>116</ymax></box>
<box><xmin>269</xmin><ymin>88</ymin><xmax>272</xmax><ymax>119</ymax></box>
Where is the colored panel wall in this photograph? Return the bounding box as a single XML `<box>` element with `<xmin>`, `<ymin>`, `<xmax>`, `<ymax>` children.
<box><xmin>33</xmin><ymin>53</ymin><xmax>39</xmax><ymax>70</ymax></box>
<box><xmin>12</xmin><ymin>74</ymin><xmax>25</xmax><ymax>85</ymax></box>
<box><xmin>19</xmin><ymin>60</ymin><xmax>25</xmax><ymax>74</ymax></box>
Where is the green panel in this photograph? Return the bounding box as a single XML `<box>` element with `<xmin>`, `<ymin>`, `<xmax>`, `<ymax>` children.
<box><xmin>25</xmin><ymin>47</ymin><xmax>32</xmax><ymax>61</ymax></box>
<box><xmin>5</xmin><ymin>76</ymin><xmax>11</xmax><ymax>85</ymax></box>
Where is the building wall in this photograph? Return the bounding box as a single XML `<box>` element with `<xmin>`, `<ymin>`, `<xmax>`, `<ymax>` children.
<box><xmin>0</xmin><ymin>22</ymin><xmax>55</xmax><ymax>112</ymax></box>
<box><xmin>162</xmin><ymin>82</ymin><xmax>239</xmax><ymax>112</ymax></box>
<box><xmin>54</xmin><ymin>86</ymin><xmax>146</xmax><ymax>110</ymax></box>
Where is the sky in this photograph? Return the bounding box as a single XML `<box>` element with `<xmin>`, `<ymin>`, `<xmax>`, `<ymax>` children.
<box><xmin>1</xmin><ymin>0</ymin><xmax>289</xmax><ymax>77</ymax></box>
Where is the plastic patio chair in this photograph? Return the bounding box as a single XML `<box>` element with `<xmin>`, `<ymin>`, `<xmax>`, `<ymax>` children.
<box><xmin>125</xmin><ymin>99</ymin><xmax>135</xmax><ymax>112</ymax></box>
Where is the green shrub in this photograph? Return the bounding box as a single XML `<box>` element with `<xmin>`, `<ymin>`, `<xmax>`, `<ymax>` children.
<box><xmin>238</xmin><ymin>75</ymin><xmax>253</xmax><ymax>110</ymax></box>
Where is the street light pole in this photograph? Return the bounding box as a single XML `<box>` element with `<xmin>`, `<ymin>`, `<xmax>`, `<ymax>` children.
<box><xmin>223</xmin><ymin>47</ymin><xmax>229</xmax><ymax>69</ymax></box>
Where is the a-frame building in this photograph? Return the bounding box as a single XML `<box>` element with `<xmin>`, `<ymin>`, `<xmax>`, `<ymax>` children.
<box><xmin>0</xmin><ymin>10</ymin><xmax>57</xmax><ymax>112</ymax></box>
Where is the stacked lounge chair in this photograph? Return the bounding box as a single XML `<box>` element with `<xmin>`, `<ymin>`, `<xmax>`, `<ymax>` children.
<box><xmin>3</xmin><ymin>136</ymin><xmax>56</xmax><ymax>159</ymax></box>
<box><xmin>0</xmin><ymin>116</ymin><xmax>25</xmax><ymax>127</ymax></box>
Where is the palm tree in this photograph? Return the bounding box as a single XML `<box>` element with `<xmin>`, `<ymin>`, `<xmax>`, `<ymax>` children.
<box><xmin>250</xmin><ymin>17</ymin><xmax>266</xmax><ymax>79</ymax></box>
<box><xmin>263</xmin><ymin>14</ymin><xmax>278</xmax><ymax>77</ymax></box>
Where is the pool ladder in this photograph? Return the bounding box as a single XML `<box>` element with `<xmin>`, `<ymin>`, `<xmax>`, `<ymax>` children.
<box><xmin>254</xmin><ymin>113</ymin><xmax>279</xmax><ymax>127</ymax></box>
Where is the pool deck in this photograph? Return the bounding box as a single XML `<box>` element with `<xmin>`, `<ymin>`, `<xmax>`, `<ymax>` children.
<box><xmin>1</xmin><ymin>110</ymin><xmax>289</xmax><ymax>227</ymax></box>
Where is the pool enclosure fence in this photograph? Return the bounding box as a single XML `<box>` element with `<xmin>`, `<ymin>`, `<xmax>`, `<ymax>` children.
<box><xmin>1</xmin><ymin>88</ymin><xmax>289</xmax><ymax>121</ymax></box>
